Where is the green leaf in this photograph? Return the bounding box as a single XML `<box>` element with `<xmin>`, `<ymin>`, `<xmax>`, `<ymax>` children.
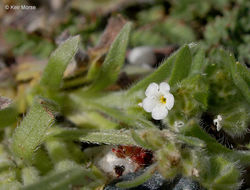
<box><xmin>189</xmin><ymin>49</ymin><xmax>205</xmax><ymax>76</ymax></box>
<box><xmin>32</xmin><ymin>148</ymin><xmax>53</xmax><ymax>175</ymax></box>
<box><xmin>201</xmin><ymin>156</ymin><xmax>242</xmax><ymax>190</ymax></box>
<box><xmin>22</xmin><ymin>167</ymin><xmax>40</xmax><ymax>186</ymax></box>
<box><xmin>220</xmin><ymin>105</ymin><xmax>250</xmax><ymax>137</ymax></box>
<box><xmin>87</xmin><ymin>23</ymin><xmax>132</xmax><ymax>92</ymax></box>
<box><xmin>116</xmin><ymin>163</ymin><xmax>157</xmax><ymax>188</ymax></box>
<box><xmin>68</xmin><ymin>111</ymin><xmax>118</xmax><ymax>129</ymax></box>
<box><xmin>0</xmin><ymin>106</ymin><xmax>18</xmax><ymax>128</ymax></box>
<box><xmin>177</xmin><ymin>135</ymin><xmax>206</xmax><ymax>148</ymax></box>
<box><xmin>69</xmin><ymin>94</ymin><xmax>155</xmax><ymax>128</ymax></box>
<box><xmin>0</xmin><ymin>182</ymin><xmax>21</xmax><ymax>190</ymax></box>
<box><xmin>49</xmin><ymin>128</ymin><xmax>138</xmax><ymax>146</ymax></box>
<box><xmin>169</xmin><ymin>45</ymin><xmax>192</xmax><ymax>86</ymax></box>
<box><xmin>54</xmin><ymin>160</ymin><xmax>81</xmax><ymax>172</ymax></box>
<box><xmin>127</xmin><ymin>45</ymin><xmax>191</xmax><ymax>95</ymax></box>
<box><xmin>221</xmin><ymin>51</ymin><xmax>250</xmax><ymax>103</ymax></box>
<box><xmin>11</xmin><ymin>97</ymin><xmax>57</xmax><ymax>161</ymax></box>
<box><xmin>131</xmin><ymin>130</ymin><xmax>153</xmax><ymax>149</ymax></box>
<box><xmin>183</xmin><ymin>120</ymin><xmax>250</xmax><ymax>165</ymax></box>
<box><xmin>40</xmin><ymin>36</ymin><xmax>80</xmax><ymax>90</ymax></box>
<box><xmin>127</xmin><ymin>48</ymin><xmax>177</xmax><ymax>94</ymax></box>
<box><xmin>0</xmin><ymin>169</ymin><xmax>22</xmax><ymax>189</ymax></box>
<box><xmin>21</xmin><ymin>168</ymin><xmax>104</xmax><ymax>190</ymax></box>
<box><xmin>0</xmin><ymin>144</ymin><xmax>15</xmax><ymax>172</ymax></box>
<box><xmin>236</xmin><ymin>61</ymin><xmax>250</xmax><ymax>85</ymax></box>
<box><xmin>45</xmin><ymin>140</ymin><xmax>73</xmax><ymax>164</ymax></box>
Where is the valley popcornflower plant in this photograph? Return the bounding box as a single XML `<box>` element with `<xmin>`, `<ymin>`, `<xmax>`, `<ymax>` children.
<box><xmin>0</xmin><ymin>16</ymin><xmax>250</xmax><ymax>190</ymax></box>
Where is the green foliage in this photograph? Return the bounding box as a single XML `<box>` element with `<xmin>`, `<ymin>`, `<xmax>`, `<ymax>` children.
<box><xmin>4</xmin><ymin>29</ymin><xmax>54</xmax><ymax>58</ymax></box>
<box><xmin>170</xmin><ymin>0</ymin><xmax>227</xmax><ymax>21</ymax></box>
<box><xmin>68</xmin><ymin>111</ymin><xmax>118</xmax><ymax>129</ymax></box>
<box><xmin>49</xmin><ymin>128</ymin><xmax>137</xmax><ymax>146</ymax></box>
<box><xmin>201</xmin><ymin>156</ymin><xmax>242</xmax><ymax>190</ymax></box>
<box><xmin>219</xmin><ymin>104</ymin><xmax>249</xmax><ymax>137</ymax></box>
<box><xmin>86</xmin><ymin>23</ymin><xmax>132</xmax><ymax>93</ymax></box>
<box><xmin>203</xmin><ymin>1</ymin><xmax>250</xmax><ymax>64</ymax></box>
<box><xmin>0</xmin><ymin>170</ymin><xmax>21</xmax><ymax>190</ymax></box>
<box><xmin>40</xmin><ymin>36</ymin><xmax>80</xmax><ymax>90</ymax></box>
<box><xmin>2</xmin><ymin>35</ymin><xmax>249</xmax><ymax>189</ymax></box>
<box><xmin>169</xmin><ymin>45</ymin><xmax>192</xmax><ymax>86</ymax></box>
<box><xmin>165</xmin><ymin>75</ymin><xmax>208</xmax><ymax>129</ymax></box>
<box><xmin>11</xmin><ymin>97</ymin><xmax>57</xmax><ymax>161</ymax></box>
<box><xmin>22</xmin><ymin>167</ymin><xmax>40</xmax><ymax>186</ymax></box>
<box><xmin>69</xmin><ymin>94</ymin><xmax>155</xmax><ymax>129</ymax></box>
<box><xmin>127</xmin><ymin>47</ymin><xmax>177</xmax><ymax>94</ymax></box>
<box><xmin>0</xmin><ymin>105</ymin><xmax>18</xmax><ymax>128</ymax></box>
<box><xmin>21</xmin><ymin>168</ymin><xmax>106</xmax><ymax>190</ymax></box>
<box><xmin>189</xmin><ymin>49</ymin><xmax>206</xmax><ymax>76</ymax></box>
<box><xmin>1</xmin><ymin>2</ymin><xmax>250</xmax><ymax>188</ymax></box>
<box><xmin>205</xmin><ymin>50</ymin><xmax>250</xmax><ymax>137</ymax></box>
<box><xmin>0</xmin><ymin>144</ymin><xmax>15</xmax><ymax>172</ymax></box>
<box><xmin>45</xmin><ymin>139</ymin><xmax>73</xmax><ymax>164</ymax></box>
<box><xmin>225</xmin><ymin>53</ymin><xmax>250</xmax><ymax>103</ymax></box>
<box><xmin>32</xmin><ymin>148</ymin><xmax>53</xmax><ymax>175</ymax></box>
<box><xmin>116</xmin><ymin>163</ymin><xmax>157</xmax><ymax>188</ymax></box>
<box><xmin>155</xmin><ymin>18</ymin><xmax>196</xmax><ymax>44</ymax></box>
<box><xmin>132</xmin><ymin>6</ymin><xmax>196</xmax><ymax>46</ymax></box>
<box><xmin>130</xmin><ymin>29</ymin><xmax>165</xmax><ymax>47</ymax></box>
<box><xmin>183</xmin><ymin>121</ymin><xmax>250</xmax><ymax>165</ymax></box>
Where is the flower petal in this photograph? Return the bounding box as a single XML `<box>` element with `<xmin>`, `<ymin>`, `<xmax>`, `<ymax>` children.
<box><xmin>217</xmin><ymin>115</ymin><xmax>222</xmax><ymax>121</ymax></box>
<box><xmin>145</xmin><ymin>83</ymin><xmax>159</xmax><ymax>97</ymax></box>
<box><xmin>151</xmin><ymin>105</ymin><xmax>168</xmax><ymax>120</ymax></box>
<box><xmin>142</xmin><ymin>97</ymin><xmax>157</xmax><ymax>112</ymax></box>
<box><xmin>159</xmin><ymin>82</ymin><xmax>170</xmax><ymax>93</ymax></box>
<box><xmin>165</xmin><ymin>93</ymin><xmax>174</xmax><ymax>110</ymax></box>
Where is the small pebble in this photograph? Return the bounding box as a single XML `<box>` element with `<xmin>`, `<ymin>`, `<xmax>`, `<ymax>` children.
<box><xmin>105</xmin><ymin>171</ymin><xmax>204</xmax><ymax>190</ymax></box>
<box><xmin>173</xmin><ymin>177</ymin><xmax>204</xmax><ymax>190</ymax></box>
<box><xmin>128</xmin><ymin>46</ymin><xmax>156</xmax><ymax>66</ymax></box>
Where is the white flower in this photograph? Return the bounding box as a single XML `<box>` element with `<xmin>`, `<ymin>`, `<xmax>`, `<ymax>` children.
<box><xmin>141</xmin><ymin>82</ymin><xmax>174</xmax><ymax>120</ymax></box>
<box><xmin>213</xmin><ymin>115</ymin><xmax>222</xmax><ymax>131</ymax></box>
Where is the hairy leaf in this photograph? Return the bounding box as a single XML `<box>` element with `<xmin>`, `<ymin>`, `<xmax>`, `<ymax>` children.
<box><xmin>169</xmin><ymin>45</ymin><xmax>192</xmax><ymax>86</ymax></box>
<box><xmin>116</xmin><ymin>163</ymin><xmax>157</xmax><ymax>188</ymax></box>
<box><xmin>127</xmin><ymin>48</ymin><xmax>177</xmax><ymax>94</ymax></box>
<box><xmin>0</xmin><ymin>106</ymin><xmax>18</xmax><ymax>128</ymax></box>
<box><xmin>183</xmin><ymin>121</ymin><xmax>250</xmax><ymax>165</ymax></box>
<box><xmin>11</xmin><ymin>97</ymin><xmax>57</xmax><ymax>161</ymax></box>
<box><xmin>22</xmin><ymin>167</ymin><xmax>40</xmax><ymax>186</ymax></box>
<box><xmin>189</xmin><ymin>49</ymin><xmax>206</xmax><ymax>76</ymax></box>
<box><xmin>49</xmin><ymin>128</ymin><xmax>137</xmax><ymax>146</ymax></box>
<box><xmin>40</xmin><ymin>36</ymin><xmax>80</xmax><ymax>90</ymax></box>
<box><xmin>201</xmin><ymin>156</ymin><xmax>242</xmax><ymax>190</ymax></box>
<box><xmin>21</xmin><ymin>168</ymin><xmax>104</xmax><ymax>190</ymax></box>
<box><xmin>221</xmin><ymin>51</ymin><xmax>250</xmax><ymax>103</ymax></box>
<box><xmin>69</xmin><ymin>94</ymin><xmax>155</xmax><ymax>128</ymax></box>
<box><xmin>87</xmin><ymin>23</ymin><xmax>132</xmax><ymax>92</ymax></box>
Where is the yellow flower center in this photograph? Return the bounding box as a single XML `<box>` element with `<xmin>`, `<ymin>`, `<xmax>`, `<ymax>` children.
<box><xmin>160</xmin><ymin>96</ymin><xmax>166</xmax><ymax>104</ymax></box>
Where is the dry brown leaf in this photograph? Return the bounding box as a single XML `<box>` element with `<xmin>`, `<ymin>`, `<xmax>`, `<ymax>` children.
<box><xmin>88</xmin><ymin>15</ymin><xmax>127</xmax><ymax>60</ymax></box>
<box><xmin>0</xmin><ymin>96</ymin><xmax>12</xmax><ymax>110</ymax></box>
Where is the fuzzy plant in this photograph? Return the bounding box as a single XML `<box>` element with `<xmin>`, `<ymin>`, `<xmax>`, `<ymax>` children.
<box><xmin>0</xmin><ymin>21</ymin><xmax>250</xmax><ymax>190</ymax></box>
